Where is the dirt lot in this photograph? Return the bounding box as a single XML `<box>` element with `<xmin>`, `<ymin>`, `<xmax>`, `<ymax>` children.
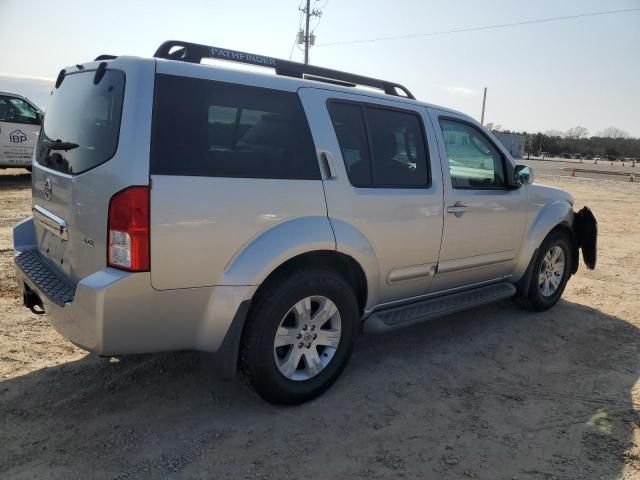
<box><xmin>526</xmin><ymin>157</ymin><xmax>639</xmax><ymax>182</ymax></box>
<box><xmin>1</xmin><ymin>169</ymin><xmax>640</xmax><ymax>479</ymax></box>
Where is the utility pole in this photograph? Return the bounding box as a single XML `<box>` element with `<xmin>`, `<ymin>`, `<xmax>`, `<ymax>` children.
<box><xmin>304</xmin><ymin>0</ymin><xmax>311</xmax><ymax>64</ymax></box>
<box><xmin>480</xmin><ymin>87</ymin><xmax>487</xmax><ymax>125</ymax></box>
<box><xmin>298</xmin><ymin>0</ymin><xmax>322</xmax><ymax>64</ymax></box>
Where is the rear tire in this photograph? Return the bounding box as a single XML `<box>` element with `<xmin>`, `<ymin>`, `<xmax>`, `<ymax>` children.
<box><xmin>239</xmin><ymin>268</ymin><xmax>359</xmax><ymax>405</ymax></box>
<box><xmin>514</xmin><ymin>229</ymin><xmax>573</xmax><ymax>311</ymax></box>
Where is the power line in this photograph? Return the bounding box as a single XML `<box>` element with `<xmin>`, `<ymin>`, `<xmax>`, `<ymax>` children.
<box><xmin>312</xmin><ymin>0</ymin><xmax>329</xmax><ymax>32</ymax></box>
<box><xmin>288</xmin><ymin>33</ymin><xmax>299</xmax><ymax>60</ymax></box>
<box><xmin>316</xmin><ymin>7</ymin><xmax>640</xmax><ymax>47</ymax></box>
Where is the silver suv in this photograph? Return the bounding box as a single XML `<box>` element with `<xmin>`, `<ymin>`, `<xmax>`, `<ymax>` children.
<box><xmin>14</xmin><ymin>41</ymin><xmax>597</xmax><ymax>404</ymax></box>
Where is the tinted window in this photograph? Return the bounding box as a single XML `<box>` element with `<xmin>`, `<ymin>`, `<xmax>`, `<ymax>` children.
<box><xmin>365</xmin><ymin>107</ymin><xmax>428</xmax><ymax>187</ymax></box>
<box><xmin>326</xmin><ymin>103</ymin><xmax>371</xmax><ymax>186</ymax></box>
<box><xmin>328</xmin><ymin>102</ymin><xmax>429</xmax><ymax>188</ymax></box>
<box><xmin>0</xmin><ymin>96</ymin><xmax>39</xmax><ymax>124</ymax></box>
<box><xmin>440</xmin><ymin>119</ymin><xmax>506</xmax><ymax>189</ymax></box>
<box><xmin>36</xmin><ymin>70</ymin><xmax>125</xmax><ymax>175</ymax></box>
<box><xmin>151</xmin><ymin>75</ymin><xmax>320</xmax><ymax>180</ymax></box>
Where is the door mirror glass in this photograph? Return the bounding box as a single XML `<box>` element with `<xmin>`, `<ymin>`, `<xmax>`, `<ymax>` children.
<box><xmin>514</xmin><ymin>164</ymin><xmax>534</xmax><ymax>186</ymax></box>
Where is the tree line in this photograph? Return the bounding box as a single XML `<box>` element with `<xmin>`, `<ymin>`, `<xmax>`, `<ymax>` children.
<box><xmin>485</xmin><ymin>124</ymin><xmax>640</xmax><ymax>159</ymax></box>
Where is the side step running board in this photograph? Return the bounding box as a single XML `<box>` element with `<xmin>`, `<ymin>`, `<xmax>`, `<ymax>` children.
<box><xmin>363</xmin><ymin>282</ymin><xmax>516</xmax><ymax>333</ymax></box>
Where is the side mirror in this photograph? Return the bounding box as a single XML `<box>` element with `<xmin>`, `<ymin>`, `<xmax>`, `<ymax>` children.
<box><xmin>513</xmin><ymin>164</ymin><xmax>534</xmax><ymax>186</ymax></box>
<box><xmin>35</xmin><ymin>112</ymin><xmax>43</xmax><ymax>125</ymax></box>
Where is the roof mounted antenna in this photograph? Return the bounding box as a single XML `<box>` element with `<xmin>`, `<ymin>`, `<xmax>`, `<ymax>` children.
<box><xmin>153</xmin><ymin>40</ymin><xmax>415</xmax><ymax>100</ymax></box>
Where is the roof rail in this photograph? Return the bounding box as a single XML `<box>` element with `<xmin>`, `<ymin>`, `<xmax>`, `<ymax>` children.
<box><xmin>153</xmin><ymin>40</ymin><xmax>415</xmax><ymax>100</ymax></box>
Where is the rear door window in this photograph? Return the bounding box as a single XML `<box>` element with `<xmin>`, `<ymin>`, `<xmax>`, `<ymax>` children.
<box><xmin>151</xmin><ymin>75</ymin><xmax>320</xmax><ymax>180</ymax></box>
<box><xmin>36</xmin><ymin>70</ymin><xmax>125</xmax><ymax>175</ymax></box>
<box><xmin>328</xmin><ymin>101</ymin><xmax>429</xmax><ymax>188</ymax></box>
<box><xmin>325</xmin><ymin>103</ymin><xmax>372</xmax><ymax>186</ymax></box>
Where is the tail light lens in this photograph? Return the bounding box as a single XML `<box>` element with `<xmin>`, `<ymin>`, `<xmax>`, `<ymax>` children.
<box><xmin>107</xmin><ymin>186</ymin><xmax>150</xmax><ymax>271</ymax></box>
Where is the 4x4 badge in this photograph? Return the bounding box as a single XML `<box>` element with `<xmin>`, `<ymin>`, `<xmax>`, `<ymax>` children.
<box><xmin>43</xmin><ymin>178</ymin><xmax>52</xmax><ymax>200</ymax></box>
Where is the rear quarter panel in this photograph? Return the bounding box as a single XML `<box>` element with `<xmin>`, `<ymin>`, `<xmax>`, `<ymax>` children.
<box><xmin>150</xmin><ymin>176</ymin><xmax>331</xmax><ymax>289</ymax></box>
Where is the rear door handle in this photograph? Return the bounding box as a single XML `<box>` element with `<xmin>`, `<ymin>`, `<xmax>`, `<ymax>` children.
<box><xmin>446</xmin><ymin>202</ymin><xmax>469</xmax><ymax>215</ymax></box>
<box><xmin>318</xmin><ymin>150</ymin><xmax>337</xmax><ymax>179</ymax></box>
<box><xmin>447</xmin><ymin>206</ymin><xmax>468</xmax><ymax>213</ymax></box>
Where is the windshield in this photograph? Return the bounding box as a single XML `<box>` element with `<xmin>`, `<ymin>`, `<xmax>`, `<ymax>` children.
<box><xmin>36</xmin><ymin>69</ymin><xmax>125</xmax><ymax>175</ymax></box>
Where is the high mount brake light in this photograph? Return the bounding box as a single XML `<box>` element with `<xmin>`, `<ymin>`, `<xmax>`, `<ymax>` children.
<box><xmin>107</xmin><ymin>186</ymin><xmax>150</xmax><ymax>271</ymax></box>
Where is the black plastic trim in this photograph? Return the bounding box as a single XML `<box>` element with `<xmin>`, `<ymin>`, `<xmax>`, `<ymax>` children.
<box><xmin>210</xmin><ymin>299</ymin><xmax>252</xmax><ymax>379</ymax></box>
<box><xmin>94</xmin><ymin>54</ymin><xmax>118</xmax><ymax>61</ymax></box>
<box><xmin>93</xmin><ymin>62</ymin><xmax>108</xmax><ymax>85</ymax></box>
<box><xmin>55</xmin><ymin>69</ymin><xmax>66</xmax><ymax>89</ymax></box>
<box><xmin>364</xmin><ymin>282</ymin><xmax>516</xmax><ymax>333</ymax></box>
<box><xmin>573</xmin><ymin>206</ymin><xmax>597</xmax><ymax>270</ymax></box>
<box><xmin>15</xmin><ymin>249</ymin><xmax>76</xmax><ymax>306</ymax></box>
<box><xmin>515</xmin><ymin>248</ymin><xmax>539</xmax><ymax>296</ymax></box>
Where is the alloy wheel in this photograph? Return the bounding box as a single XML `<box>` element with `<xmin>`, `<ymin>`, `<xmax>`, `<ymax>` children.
<box><xmin>538</xmin><ymin>245</ymin><xmax>565</xmax><ymax>297</ymax></box>
<box><xmin>273</xmin><ymin>295</ymin><xmax>342</xmax><ymax>381</ymax></box>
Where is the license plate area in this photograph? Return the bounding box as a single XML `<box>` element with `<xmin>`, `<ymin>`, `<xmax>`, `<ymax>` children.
<box><xmin>39</xmin><ymin>229</ymin><xmax>66</xmax><ymax>268</ymax></box>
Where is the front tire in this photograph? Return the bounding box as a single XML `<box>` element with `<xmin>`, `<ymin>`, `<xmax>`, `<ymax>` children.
<box><xmin>239</xmin><ymin>268</ymin><xmax>359</xmax><ymax>405</ymax></box>
<box><xmin>514</xmin><ymin>229</ymin><xmax>573</xmax><ymax>311</ymax></box>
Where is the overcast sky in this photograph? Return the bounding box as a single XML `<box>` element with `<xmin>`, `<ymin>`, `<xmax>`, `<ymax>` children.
<box><xmin>1</xmin><ymin>0</ymin><xmax>638</xmax><ymax>137</ymax></box>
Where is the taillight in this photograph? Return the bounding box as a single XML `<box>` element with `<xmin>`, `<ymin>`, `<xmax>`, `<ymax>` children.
<box><xmin>107</xmin><ymin>186</ymin><xmax>150</xmax><ymax>271</ymax></box>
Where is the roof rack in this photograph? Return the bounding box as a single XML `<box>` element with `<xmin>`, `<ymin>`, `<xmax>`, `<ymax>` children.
<box><xmin>94</xmin><ymin>54</ymin><xmax>118</xmax><ymax>61</ymax></box>
<box><xmin>153</xmin><ymin>40</ymin><xmax>415</xmax><ymax>100</ymax></box>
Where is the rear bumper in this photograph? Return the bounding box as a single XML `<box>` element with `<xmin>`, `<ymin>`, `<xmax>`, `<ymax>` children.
<box><xmin>14</xmin><ymin>218</ymin><xmax>255</xmax><ymax>357</ymax></box>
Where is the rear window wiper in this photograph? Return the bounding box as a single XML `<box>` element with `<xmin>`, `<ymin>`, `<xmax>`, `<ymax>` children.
<box><xmin>42</xmin><ymin>139</ymin><xmax>79</xmax><ymax>151</ymax></box>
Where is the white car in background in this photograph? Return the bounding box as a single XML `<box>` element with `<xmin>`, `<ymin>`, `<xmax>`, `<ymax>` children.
<box><xmin>0</xmin><ymin>92</ymin><xmax>43</xmax><ymax>171</ymax></box>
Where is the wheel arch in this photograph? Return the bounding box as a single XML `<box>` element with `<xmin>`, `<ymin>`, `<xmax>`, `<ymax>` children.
<box><xmin>328</xmin><ymin>217</ymin><xmax>381</xmax><ymax>310</ymax></box>
<box><xmin>250</xmin><ymin>250</ymin><xmax>369</xmax><ymax>318</ymax></box>
<box><xmin>220</xmin><ymin>216</ymin><xmax>337</xmax><ymax>286</ymax></box>
<box><xmin>512</xmin><ymin>200</ymin><xmax>575</xmax><ymax>283</ymax></box>
<box><xmin>213</xmin><ymin>215</ymin><xmax>371</xmax><ymax>379</ymax></box>
<box><xmin>215</xmin><ymin>249</ymin><xmax>369</xmax><ymax>380</ymax></box>
<box><xmin>548</xmin><ymin>223</ymin><xmax>579</xmax><ymax>275</ymax></box>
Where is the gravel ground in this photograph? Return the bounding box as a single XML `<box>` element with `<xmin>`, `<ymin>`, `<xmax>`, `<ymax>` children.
<box><xmin>525</xmin><ymin>157</ymin><xmax>639</xmax><ymax>182</ymax></box>
<box><xmin>1</xmin><ymin>169</ymin><xmax>640</xmax><ymax>479</ymax></box>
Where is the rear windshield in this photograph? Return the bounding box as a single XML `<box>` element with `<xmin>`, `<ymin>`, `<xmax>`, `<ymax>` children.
<box><xmin>36</xmin><ymin>69</ymin><xmax>125</xmax><ymax>175</ymax></box>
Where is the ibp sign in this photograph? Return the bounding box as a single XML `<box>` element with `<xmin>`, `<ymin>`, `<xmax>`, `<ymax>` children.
<box><xmin>9</xmin><ymin>130</ymin><xmax>28</xmax><ymax>143</ymax></box>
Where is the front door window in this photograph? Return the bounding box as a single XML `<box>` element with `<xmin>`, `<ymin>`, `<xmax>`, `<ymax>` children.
<box><xmin>439</xmin><ymin>119</ymin><xmax>506</xmax><ymax>189</ymax></box>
